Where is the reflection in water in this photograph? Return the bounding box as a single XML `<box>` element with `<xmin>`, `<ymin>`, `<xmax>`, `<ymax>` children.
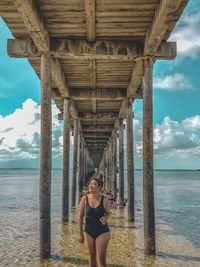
<box><xmin>35</xmin><ymin>208</ymin><xmax>200</xmax><ymax>267</ymax></box>
<box><xmin>1</xmin><ymin>169</ymin><xmax>200</xmax><ymax>266</ymax></box>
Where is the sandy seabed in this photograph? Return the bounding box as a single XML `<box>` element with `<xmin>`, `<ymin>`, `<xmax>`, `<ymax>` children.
<box><xmin>1</xmin><ymin>207</ymin><xmax>200</xmax><ymax>267</ymax></box>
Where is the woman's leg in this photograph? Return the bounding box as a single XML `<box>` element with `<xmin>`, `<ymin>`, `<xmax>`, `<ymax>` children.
<box><xmin>95</xmin><ymin>232</ymin><xmax>110</xmax><ymax>267</ymax></box>
<box><xmin>84</xmin><ymin>232</ymin><xmax>97</xmax><ymax>267</ymax></box>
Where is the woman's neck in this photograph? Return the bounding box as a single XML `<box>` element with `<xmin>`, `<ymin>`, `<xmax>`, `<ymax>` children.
<box><xmin>90</xmin><ymin>192</ymin><xmax>100</xmax><ymax>198</ymax></box>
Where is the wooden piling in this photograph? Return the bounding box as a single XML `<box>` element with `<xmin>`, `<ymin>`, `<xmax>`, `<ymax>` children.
<box><xmin>72</xmin><ymin>119</ymin><xmax>78</xmax><ymax>206</ymax></box>
<box><xmin>113</xmin><ymin>133</ymin><xmax>117</xmax><ymax>199</ymax></box>
<box><xmin>77</xmin><ymin>131</ymin><xmax>83</xmax><ymax>200</ymax></box>
<box><xmin>62</xmin><ymin>98</ymin><xmax>70</xmax><ymax>223</ymax></box>
<box><xmin>126</xmin><ymin>104</ymin><xmax>134</xmax><ymax>222</ymax></box>
<box><xmin>119</xmin><ymin>119</ymin><xmax>124</xmax><ymax>206</ymax></box>
<box><xmin>39</xmin><ymin>54</ymin><xmax>52</xmax><ymax>259</ymax></box>
<box><xmin>143</xmin><ymin>58</ymin><xmax>156</xmax><ymax>255</ymax></box>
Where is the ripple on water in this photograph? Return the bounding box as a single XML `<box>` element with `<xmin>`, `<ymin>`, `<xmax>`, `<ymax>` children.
<box><xmin>1</xmin><ymin>207</ymin><xmax>200</xmax><ymax>267</ymax></box>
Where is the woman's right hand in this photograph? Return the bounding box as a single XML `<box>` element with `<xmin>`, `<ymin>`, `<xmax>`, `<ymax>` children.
<box><xmin>78</xmin><ymin>233</ymin><xmax>84</xmax><ymax>244</ymax></box>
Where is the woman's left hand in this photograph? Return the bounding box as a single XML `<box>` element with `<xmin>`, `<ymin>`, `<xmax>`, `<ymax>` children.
<box><xmin>99</xmin><ymin>216</ymin><xmax>107</xmax><ymax>225</ymax></box>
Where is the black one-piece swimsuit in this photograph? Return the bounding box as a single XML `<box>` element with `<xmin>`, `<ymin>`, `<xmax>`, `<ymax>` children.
<box><xmin>84</xmin><ymin>194</ymin><xmax>110</xmax><ymax>239</ymax></box>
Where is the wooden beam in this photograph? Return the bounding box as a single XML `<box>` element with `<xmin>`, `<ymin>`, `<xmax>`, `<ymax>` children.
<box><xmin>156</xmin><ymin>41</ymin><xmax>177</xmax><ymax>60</ymax></box>
<box><xmin>92</xmin><ymin>99</ymin><xmax>96</xmax><ymax>113</ymax></box>
<box><xmin>14</xmin><ymin>1</ymin><xmax>69</xmax><ymax>98</ymax></box>
<box><xmin>84</xmin><ymin>133</ymin><xmax>111</xmax><ymax>138</ymax></box>
<box><xmin>15</xmin><ymin>0</ymin><xmax>50</xmax><ymax>52</ymax></box>
<box><xmin>69</xmin><ymin>100</ymin><xmax>78</xmax><ymax>120</ymax></box>
<box><xmin>79</xmin><ymin>111</ymin><xmax>119</xmax><ymax>120</ymax></box>
<box><xmin>68</xmin><ymin>88</ymin><xmax>126</xmax><ymax>100</ymax></box>
<box><xmin>84</xmin><ymin>0</ymin><xmax>96</xmax><ymax>42</ymax></box>
<box><xmin>119</xmin><ymin>98</ymin><xmax>130</xmax><ymax>119</ymax></box>
<box><xmin>144</xmin><ymin>0</ymin><xmax>182</xmax><ymax>54</ymax></box>
<box><xmin>89</xmin><ymin>59</ymin><xmax>96</xmax><ymax>88</ymax></box>
<box><xmin>85</xmin><ymin>138</ymin><xmax>109</xmax><ymax>142</ymax></box>
<box><xmin>8</xmin><ymin>39</ymin><xmax>176</xmax><ymax>60</ymax></box>
<box><xmin>81</xmin><ymin>119</ymin><xmax>115</xmax><ymax>125</ymax></box>
<box><xmin>127</xmin><ymin>60</ymin><xmax>143</xmax><ymax>98</ymax></box>
<box><xmin>51</xmin><ymin>58</ymin><xmax>69</xmax><ymax>97</ymax></box>
<box><xmin>82</xmin><ymin>124</ymin><xmax>113</xmax><ymax>132</ymax></box>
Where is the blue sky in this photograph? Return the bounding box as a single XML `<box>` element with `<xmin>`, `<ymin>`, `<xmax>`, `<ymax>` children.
<box><xmin>0</xmin><ymin>0</ymin><xmax>200</xmax><ymax>169</ymax></box>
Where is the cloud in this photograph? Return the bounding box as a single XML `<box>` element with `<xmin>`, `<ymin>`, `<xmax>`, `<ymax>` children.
<box><xmin>154</xmin><ymin>73</ymin><xmax>194</xmax><ymax>90</ymax></box>
<box><xmin>0</xmin><ymin>98</ymin><xmax>63</xmax><ymax>164</ymax></box>
<box><xmin>1</xmin><ymin>98</ymin><xmax>200</xmax><ymax>168</ymax></box>
<box><xmin>133</xmin><ymin>116</ymin><xmax>200</xmax><ymax>161</ymax></box>
<box><xmin>170</xmin><ymin>11</ymin><xmax>200</xmax><ymax>58</ymax></box>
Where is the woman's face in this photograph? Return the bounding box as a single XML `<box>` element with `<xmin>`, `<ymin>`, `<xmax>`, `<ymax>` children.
<box><xmin>88</xmin><ymin>179</ymin><xmax>100</xmax><ymax>193</ymax></box>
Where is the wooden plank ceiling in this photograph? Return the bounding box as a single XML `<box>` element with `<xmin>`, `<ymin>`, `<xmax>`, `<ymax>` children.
<box><xmin>0</xmin><ymin>0</ymin><xmax>189</xmax><ymax>165</ymax></box>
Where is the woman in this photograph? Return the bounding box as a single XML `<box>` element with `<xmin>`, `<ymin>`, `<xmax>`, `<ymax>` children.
<box><xmin>77</xmin><ymin>176</ymin><xmax>110</xmax><ymax>267</ymax></box>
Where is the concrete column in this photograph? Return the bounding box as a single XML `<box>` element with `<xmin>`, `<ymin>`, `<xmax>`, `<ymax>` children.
<box><xmin>62</xmin><ymin>99</ymin><xmax>70</xmax><ymax>223</ymax></box>
<box><xmin>40</xmin><ymin>54</ymin><xmax>52</xmax><ymax>259</ymax></box>
<box><xmin>126</xmin><ymin>104</ymin><xmax>134</xmax><ymax>222</ymax></box>
<box><xmin>143</xmin><ymin>58</ymin><xmax>156</xmax><ymax>255</ymax></box>
<box><xmin>71</xmin><ymin>119</ymin><xmax>78</xmax><ymax>206</ymax></box>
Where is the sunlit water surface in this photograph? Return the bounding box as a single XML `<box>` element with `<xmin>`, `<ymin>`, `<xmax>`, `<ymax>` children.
<box><xmin>0</xmin><ymin>169</ymin><xmax>200</xmax><ymax>267</ymax></box>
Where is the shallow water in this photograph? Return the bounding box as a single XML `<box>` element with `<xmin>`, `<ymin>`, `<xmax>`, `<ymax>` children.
<box><xmin>0</xmin><ymin>169</ymin><xmax>200</xmax><ymax>267</ymax></box>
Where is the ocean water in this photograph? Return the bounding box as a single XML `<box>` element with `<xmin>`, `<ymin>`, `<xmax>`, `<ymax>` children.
<box><xmin>0</xmin><ymin>169</ymin><xmax>200</xmax><ymax>267</ymax></box>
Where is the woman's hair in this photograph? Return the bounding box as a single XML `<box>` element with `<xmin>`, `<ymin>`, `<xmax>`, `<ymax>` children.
<box><xmin>87</xmin><ymin>173</ymin><xmax>104</xmax><ymax>189</ymax></box>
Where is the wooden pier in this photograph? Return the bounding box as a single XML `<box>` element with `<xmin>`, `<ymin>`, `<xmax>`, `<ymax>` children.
<box><xmin>0</xmin><ymin>0</ymin><xmax>189</xmax><ymax>259</ymax></box>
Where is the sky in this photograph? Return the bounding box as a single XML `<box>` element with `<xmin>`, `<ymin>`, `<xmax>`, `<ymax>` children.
<box><xmin>0</xmin><ymin>1</ymin><xmax>200</xmax><ymax>169</ymax></box>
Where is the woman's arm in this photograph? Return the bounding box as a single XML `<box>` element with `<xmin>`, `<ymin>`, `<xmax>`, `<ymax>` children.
<box><xmin>77</xmin><ymin>195</ymin><xmax>86</xmax><ymax>243</ymax></box>
<box><xmin>104</xmin><ymin>197</ymin><xmax>111</xmax><ymax>220</ymax></box>
<box><xmin>99</xmin><ymin>196</ymin><xmax>110</xmax><ymax>225</ymax></box>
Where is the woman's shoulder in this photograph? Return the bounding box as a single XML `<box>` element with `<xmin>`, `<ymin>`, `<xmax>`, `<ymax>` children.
<box><xmin>79</xmin><ymin>194</ymin><xmax>87</xmax><ymax>205</ymax></box>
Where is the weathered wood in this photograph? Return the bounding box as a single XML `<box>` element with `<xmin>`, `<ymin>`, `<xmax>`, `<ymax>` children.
<box><xmin>119</xmin><ymin>98</ymin><xmax>129</xmax><ymax>119</ymax></box>
<box><xmin>15</xmin><ymin>0</ymin><xmax>50</xmax><ymax>52</ymax></box>
<box><xmin>118</xmin><ymin>119</ymin><xmax>124</xmax><ymax>207</ymax></box>
<box><xmin>89</xmin><ymin>59</ymin><xmax>96</xmax><ymax>88</ymax></box>
<box><xmin>85</xmin><ymin>138</ymin><xmax>109</xmax><ymax>143</ymax></box>
<box><xmin>126</xmin><ymin>104</ymin><xmax>134</xmax><ymax>222</ymax></box>
<box><xmin>144</xmin><ymin>0</ymin><xmax>182</xmax><ymax>54</ymax></box>
<box><xmin>62</xmin><ymin>99</ymin><xmax>70</xmax><ymax>223</ymax></box>
<box><xmin>51</xmin><ymin>58</ymin><xmax>69</xmax><ymax>97</ymax></box>
<box><xmin>77</xmin><ymin>132</ymin><xmax>83</xmax><ymax>198</ymax></box>
<box><xmin>84</xmin><ymin>133</ymin><xmax>111</xmax><ymax>138</ymax></box>
<box><xmin>14</xmin><ymin>1</ymin><xmax>69</xmax><ymax>98</ymax></box>
<box><xmin>92</xmin><ymin>99</ymin><xmax>97</xmax><ymax>113</ymax></box>
<box><xmin>82</xmin><ymin>124</ymin><xmax>113</xmax><ymax>132</ymax></box>
<box><xmin>143</xmin><ymin>58</ymin><xmax>155</xmax><ymax>255</ymax></box>
<box><xmin>82</xmin><ymin>145</ymin><xmax>85</xmax><ymax>187</ymax></box>
<box><xmin>71</xmin><ymin>119</ymin><xmax>78</xmax><ymax>206</ymax></box>
<box><xmin>127</xmin><ymin>60</ymin><xmax>143</xmax><ymax>98</ymax></box>
<box><xmin>113</xmin><ymin>132</ymin><xmax>117</xmax><ymax>200</ymax></box>
<box><xmin>40</xmin><ymin>54</ymin><xmax>52</xmax><ymax>259</ymax></box>
<box><xmin>8</xmin><ymin>38</ymin><xmax>176</xmax><ymax>60</ymax></box>
<box><xmin>69</xmin><ymin>100</ymin><xmax>78</xmax><ymax>119</ymax></box>
<box><xmin>84</xmin><ymin>0</ymin><xmax>96</xmax><ymax>42</ymax></box>
<box><xmin>69</xmin><ymin>88</ymin><xmax>126</xmax><ymax>100</ymax></box>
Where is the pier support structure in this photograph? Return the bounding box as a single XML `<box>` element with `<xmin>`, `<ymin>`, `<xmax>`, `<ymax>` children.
<box><xmin>119</xmin><ymin>119</ymin><xmax>124</xmax><ymax>207</ymax></box>
<box><xmin>113</xmin><ymin>132</ymin><xmax>117</xmax><ymax>200</ymax></box>
<box><xmin>126</xmin><ymin>103</ymin><xmax>134</xmax><ymax>222</ymax></box>
<box><xmin>39</xmin><ymin>54</ymin><xmax>52</xmax><ymax>259</ymax></box>
<box><xmin>71</xmin><ymin>119</ymin><xmax>78</xmax><ymax>207</ymax></box>
<box><xmin>143</xmin><ymin>58</ymin><xmax>156</xmax><ymax>255</ymax></box>
<box><xmin>62</xmin><ymin>99</ymin><xmax>70</xmax><ymax>223</ymax></box>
